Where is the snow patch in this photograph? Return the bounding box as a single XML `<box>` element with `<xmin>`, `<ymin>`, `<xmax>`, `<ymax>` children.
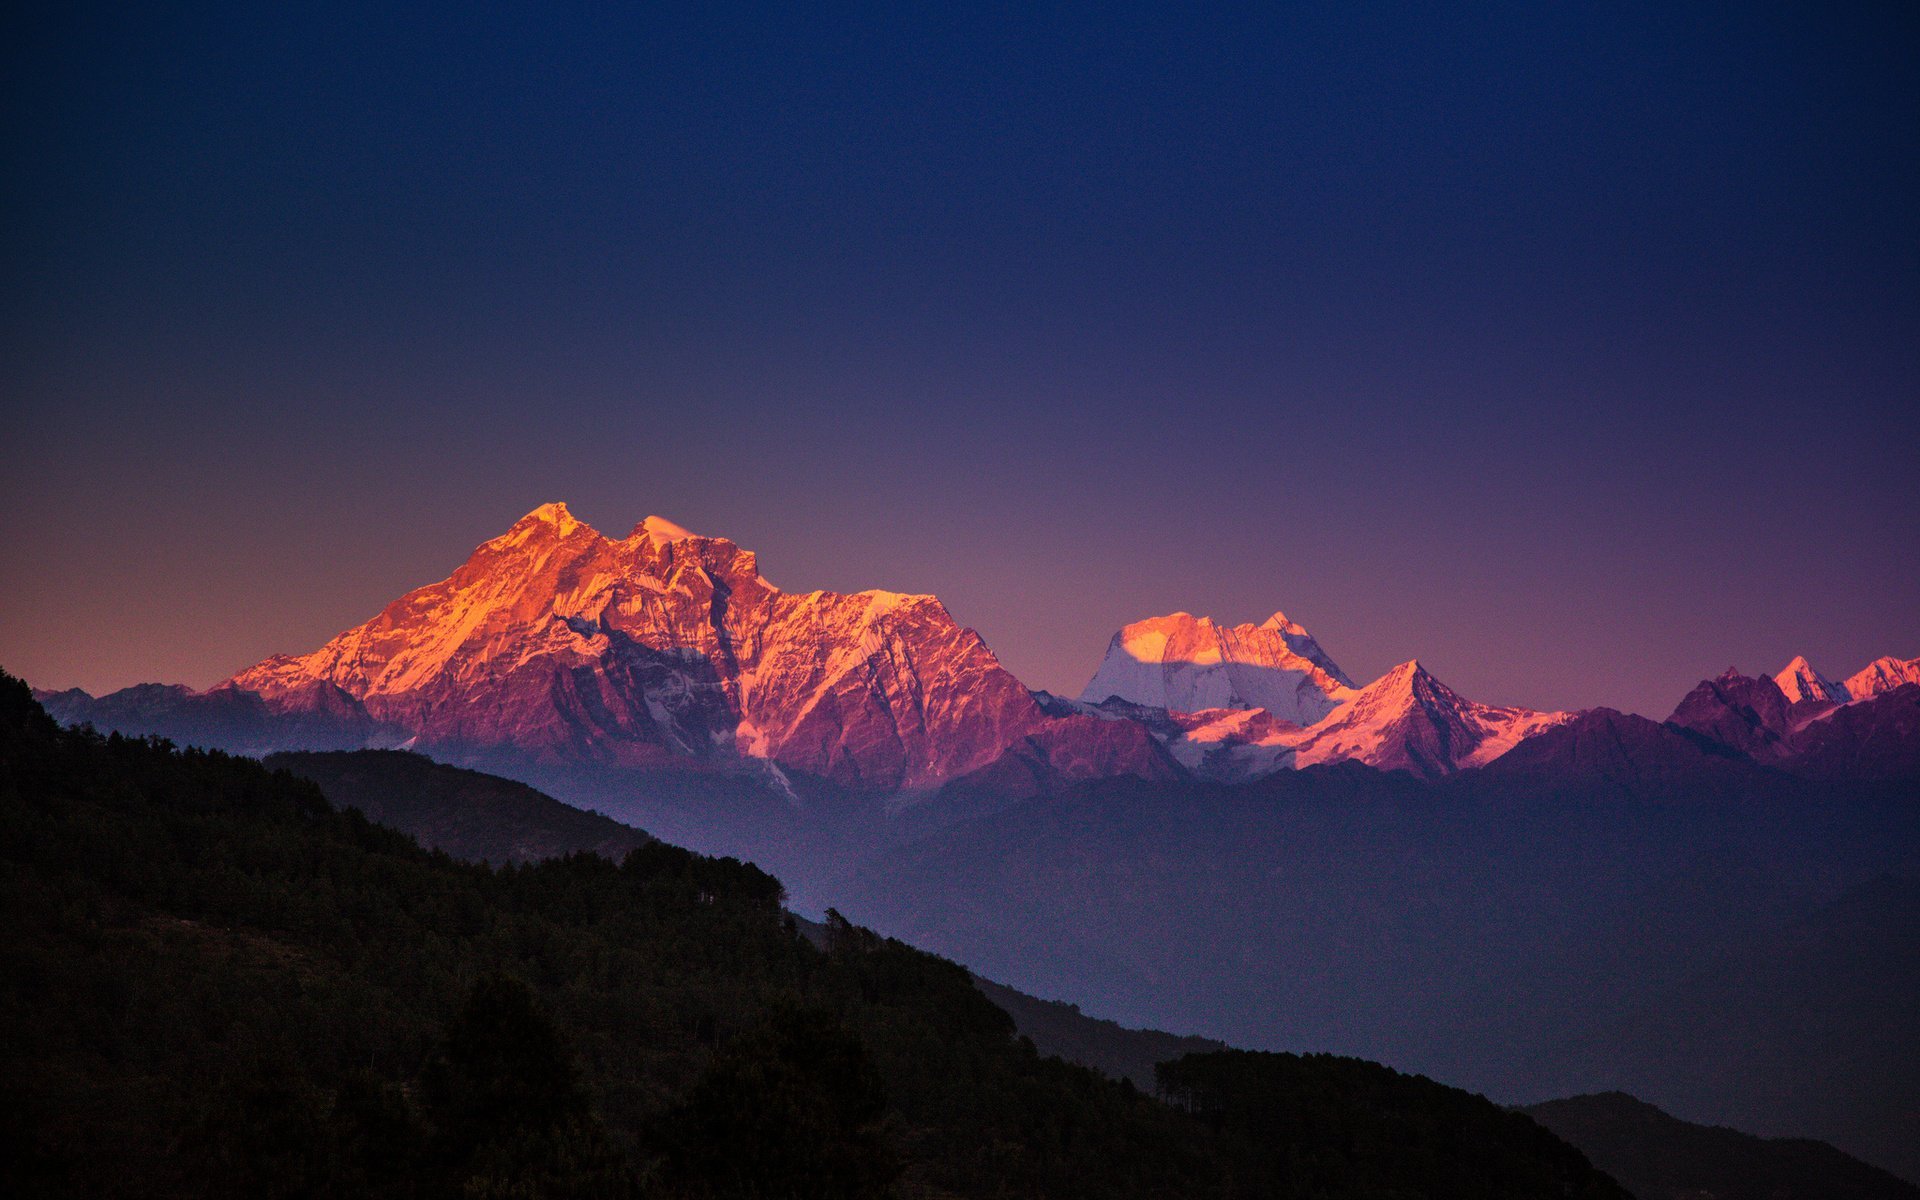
<box><xmin>639</xmin><ymin>514</ymin><xmax>700</xmax><ymax>546</ymax></box>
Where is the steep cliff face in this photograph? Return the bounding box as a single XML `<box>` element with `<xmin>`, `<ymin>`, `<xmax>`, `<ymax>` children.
<box><xmin>229</xmin><ymin>504</ymin><xmax>1056</xmax><ymax>792</ymax></box>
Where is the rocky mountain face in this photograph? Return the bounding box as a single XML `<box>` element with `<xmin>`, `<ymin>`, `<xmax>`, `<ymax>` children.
<box><xmin>222</xmin><ymin>504</ymin><xmax>1086</xmax><ymax>795</ymax></box>
<box><xmin>1667</xmin><ymin>668</ymin><xmax>1799</xmax><ymax>760</ymax></box>
<box><xmin>1665</xmin><ymin>658</ymin><xmax>1920</xmax><ymax>780</ymax></box>
<box><xmin>42</xmin><ymin>505</ymin><xmax>1179</xmax><ymax>805</ymax></box>
<box><xmin>1784</xmin><ymin>683</ymin><xmax>1920</xmax><ymax>782</ymax></box>
<box><xmin>1481</xmin><ymin>707</ymin><xmax>1770</xmax><ymax>794</ymax></box>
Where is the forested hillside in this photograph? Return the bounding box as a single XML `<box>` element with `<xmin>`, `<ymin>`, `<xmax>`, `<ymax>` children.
<box><xmin>264</xmin><ymin>749</ymin><xmax>651</xmax><ymax>865</ymax></box>
<box><xmin>0</xmin><ymin>670</ymin><xmax>1625</xmax><ymax>1198</ymax></box>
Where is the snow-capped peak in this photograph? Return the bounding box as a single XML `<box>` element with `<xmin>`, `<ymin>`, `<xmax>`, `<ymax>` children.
<box><xmin>225</xmin><ymin>505</ymin><xmax>1062</xmax><ymax>794</ymax></box>
<box><xmin>1259</xmin><ymin>610</ymin><xmax>1308</xmax><ymax>637</ymax></box>
<box><xmin>1080</xmin><ymin>609</ymin><xmax>1357</xmax><ymax>726</ymax></box>
<box><xmin>514</xmin><ymin>501</ymin><xmax>584</xmax><ymax>533</ymax></box>
<box><xmin>1284</xmin><ymin>659</ymin><xmax>1569</xmax><ymax>778</ymax></box>
<box><xmin>1842</xmin><ymin>654</ymin><xmax>1920</xmax><ymax>700</ymax></box>
<box><xmin>1772</xmin><ymin>655</ymin><xmax>1850</xmax><ymax>705</ymax></box>
<box><xmin>488</xmin><ymin>503</ymin><xmax>595</xmax><ymax>552</ymax></box>
<box><xmin>1375</xmin><ymin>659</ymin><xmax>1428</xmax><ymax>689</ymax></box>
<box><xmin>637</xmin><ymin>514</ymin><xmax>700</xmax><ymax>546</ymax></box>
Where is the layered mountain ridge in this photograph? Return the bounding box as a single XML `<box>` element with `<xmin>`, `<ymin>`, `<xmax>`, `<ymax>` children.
<box><xmin>19</xmin><ymin>511</ymin><xmax>1919</xmax><ymax>1188</ymax></box>
<box><xmin>1768</xmin><ymin>652</ymin><xmax>1920</xmax><ymax>711</ymax></box>
<box><xmin>1841</xmin><ymin>655</ymin><xmax>1920</xmax><ymax>701</ymax></box>
<box><xmin>1668</xmin><ymin>661</ymin><xmax>1920</xmax><ymax>781</ymax></box>
<box><xmin>31</xmin><ymin>504</ymin><xmax>1917</xmax><ymax>799</ymax></box>
<box><xmin>1073</xmin><ymin>610</ymin><xmax>1571</xmax><ymax>781</ymax></box>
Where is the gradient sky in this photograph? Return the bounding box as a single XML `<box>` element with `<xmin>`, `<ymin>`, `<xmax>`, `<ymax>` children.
<box><xmin>3</xmin><ymin>2</ymin><xmax>1916</xmax><ymax>717</ymax></box>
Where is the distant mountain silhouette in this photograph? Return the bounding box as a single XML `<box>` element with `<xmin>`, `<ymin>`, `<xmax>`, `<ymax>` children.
<box><xmin>834</xmin><ymin>757</ymin><xmax>1920</xmax><ymax>1183</ymax></box>
<box><xmin>1522</xmin><ymin>1091</ymin><xmax>1920</xmax><ymax>1199</ymax></box>
<box><xmin>264</xmin><ymin>749</ymin><xmax>652</xmax><ymax>865</ymax></box>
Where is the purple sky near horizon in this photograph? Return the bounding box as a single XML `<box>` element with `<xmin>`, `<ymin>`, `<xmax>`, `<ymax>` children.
<box><xmin>3</xmin><ymin>3</ymin><xmax>1916</xmax><ymax>717</ymax></box>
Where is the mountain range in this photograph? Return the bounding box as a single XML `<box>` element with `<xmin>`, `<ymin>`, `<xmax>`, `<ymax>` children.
<box><xmin>24</xmin><ymin>504</ymin><xmax>1920</xmax><ymax>1183</ymax></box>
<box><xmin>36</xmin><ymin>504</ymin><xmax>1916</xmax><ymax>807</ymax></box>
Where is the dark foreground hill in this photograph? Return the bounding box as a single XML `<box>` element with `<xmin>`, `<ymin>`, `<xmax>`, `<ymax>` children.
<box><xmin>240</xmin><ymin>741</ymin><xmax>1920</xmax><ymax>1200</ymax></box>
<box><xmin>0</xmin><ymin>669</ymin><xmax>1627</xmax><ymax>1199</ymax></box>
<box><xmin>263</xmin><ymin>749</ymin><xmax>652</xmax><ymax>865</ymax></box>
<box><xmin>260</xmin><ymin>752</ymin><xmax>1239</xmax><ymax>1100</ymax></box>
<box><xmin>1521</xmin><ymin>1092</ymin><xmax>1920</xmax><ymax>1200</ymax></box>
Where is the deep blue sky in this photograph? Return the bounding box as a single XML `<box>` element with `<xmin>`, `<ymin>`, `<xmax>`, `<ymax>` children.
<box><xmin>4</xmin><ymin>1</ymin><xmax>1916</xmax><ymax>715</ymax></box>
